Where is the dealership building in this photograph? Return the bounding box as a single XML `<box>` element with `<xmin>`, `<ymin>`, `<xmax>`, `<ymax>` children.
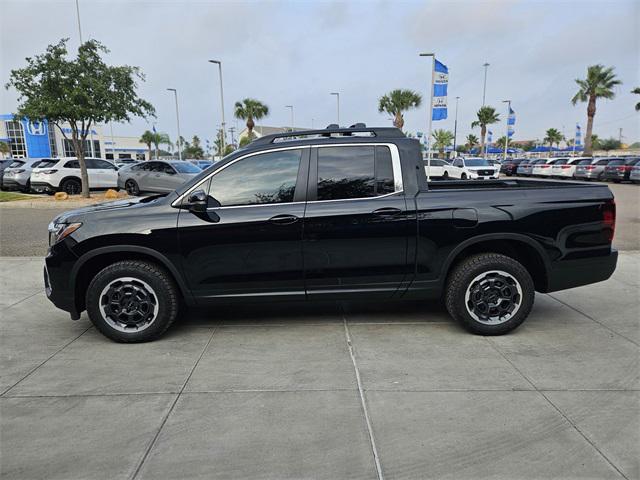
<box><xmin>0</xmin><ymin>114</ymin><xmax>149</xmax><ymax>161</ymax></box>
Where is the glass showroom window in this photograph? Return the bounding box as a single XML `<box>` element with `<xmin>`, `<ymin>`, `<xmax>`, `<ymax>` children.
<box><xmin>6</xmin><ymin>121</ymin><xmax>27</xmax><ymax>158</ymax></box>
<box><xmin>63</xmin><ymin>139</ymin><xmax>94</xmax><ymax>157</ymax></box>
<box><xmin>48</xmin><ymin>123</ymin><xmax>58</xmax><ymax>157</ymax></box>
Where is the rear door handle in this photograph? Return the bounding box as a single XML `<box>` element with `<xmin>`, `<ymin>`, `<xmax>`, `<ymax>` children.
<box><xmin>372</xmin><ymin>207</ymin><xmax>402</xmax><ymax>216</ymax></box>
<box><xmin>269</xmin><ymin>214</ymin><xmax>299</xmax><ymax>225</ymax></box>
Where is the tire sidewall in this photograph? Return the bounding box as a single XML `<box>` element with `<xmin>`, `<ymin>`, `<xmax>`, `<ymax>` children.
<box><xmin>86</xmin><ymin>262</ymin><xmax>178</xmax><ymax>342</ymax></box>
<box><xmin>125</xmin><ymin>179</ymin><xmax>139</xmax><ymax>196</ymax></box>
<box><xmin>447</xmin><ymin>254</ymin><xmax>535</xmax><ymax>335</ymax></box>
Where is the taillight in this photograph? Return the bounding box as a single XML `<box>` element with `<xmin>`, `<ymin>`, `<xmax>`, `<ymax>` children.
<box><xmin>42</xmin><ymin>169</ymin><xmax>58</xmax><ymax>174</ymax></box>
<box><xmin>602</xmin><ymin>200</ymin><xmax>616</xmax><ymax>242</ymax></box>
<box><xmin>561</xmin><ymin>165</ymin><xmax>571</xmax><ymax>169</ymax></box>
<box><xmin>14</xmin><ymin>169</ymin><xmax>25</xmax><ymax>173</ymax></box>
<box><xmin>585</xmin><ymin>166</ymin><xmax>595</xmax><ymax>170</ymax></box>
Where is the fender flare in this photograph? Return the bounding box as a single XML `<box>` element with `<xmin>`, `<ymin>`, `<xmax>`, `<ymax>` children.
<box><xmin>438</xmin><ymin>232</ymin><xmax>551</xmax><ymax>287</ymax></box>
<box><xmin>70</xmin><ymin>245</ymin><xmax>194</xmax><ymax>305</ymax></box>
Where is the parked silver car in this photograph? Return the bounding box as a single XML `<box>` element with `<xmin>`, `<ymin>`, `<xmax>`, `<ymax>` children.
<box><xmin>574</xmin><ymin>157</ymin><xmax>615</xmax><ymax>181</ymax></box>
<box><xmin>1</xmin><ymin>158</ymin><xmax>44</xmax><ymax>192</ymax></box>
<box><xmin>630</xmin><ymin>164</ymin><xmax>640</xmax><ymax>184</ymax></box>
<box><xmin>118</xmin><ymin>160</ymin><xmax>201</xmax><ymax>195</ymax></box>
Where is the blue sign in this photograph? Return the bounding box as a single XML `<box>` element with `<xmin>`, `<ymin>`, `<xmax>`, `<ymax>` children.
<box><xmin>432</xmin><ymin>59</ymin><xmax>448</xmax><ymax>121</ymax></box>
<box><xmin>21</xmin><ymin>119</ymin><xmax>51</xmax><ymax>157</ymax></box>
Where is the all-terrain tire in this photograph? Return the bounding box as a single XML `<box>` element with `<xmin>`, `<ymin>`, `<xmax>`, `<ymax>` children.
<box><xmin>445</xmin><ymin>253</ymin><xmax>535</xmax><ymax>335</ymax></box>
<box><xmin>86</xmin><ymin>260</ymin><xmax>179</xmax><ymax>342</ymax></box>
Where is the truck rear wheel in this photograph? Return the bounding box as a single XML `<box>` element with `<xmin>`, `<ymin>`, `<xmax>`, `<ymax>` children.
<box><xmin>445</xmin><ymin>253</ymin><xmax>534</xmax><ymax>335</ymax></box>
<box><xmin>86</xmin><ymin>260</ymin><xmax>179</xmax><ymax>342</ymax></box>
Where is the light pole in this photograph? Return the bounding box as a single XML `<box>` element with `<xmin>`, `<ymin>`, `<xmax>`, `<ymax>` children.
<box><xmin>482</xmin><ymin>63</ymin><xmax>490</xmax><ymax>106</ymax></box>
<box><xmin>330</xmin><ymin>92</ymin><xmax>340</xmax><ymax>126</ymax></box>
<box><xmin>167</xmin><ymin>88</ymin><xmax>182</xmax><ymax>160</ymax></box>
<box><xmin>453</xmin><ymin>96</ymin><xmax>460</xmax><ymax>154</ymax></box>
<box><xmin>502</xmin><ymin>99</ymin><xmax>511</xmax><ymax>161</ymax></box>
<box><xmin>285</xmin><ymin>105</ymin><xmax>294</xmax><ymax>131</ymax></box>
<box><xmin>208</xmin><ymin>60</ymin><xmax>226</xmax><ymax>155</ymax></box>
<box><xmin>75</xmin><ymin>0</ymin><xmax>83</xmax><ymax>43</ymax></box>
<box><xmin>419</xmin><ymin>52</ymin><xmax>435</xmax><ymax>182</ymax></box>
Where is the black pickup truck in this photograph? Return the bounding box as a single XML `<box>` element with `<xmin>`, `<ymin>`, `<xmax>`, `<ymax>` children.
<box><xmin>45</xmin><ymin>125</ymin><xmax>617</xmax><ymax>342</ymax></box>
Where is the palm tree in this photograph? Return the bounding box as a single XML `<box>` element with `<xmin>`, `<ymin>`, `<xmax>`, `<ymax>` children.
<box><xmin>632</xmin><ymin>87</ymin><xmax>640</xmax><ymax>111</ymax></box>
<box><xmin>0</xmin><ymin>140</ymin><xmax>10</xmax><ymax>158</ymax></box>
<box><xmin>432</xmin><ymin>129</ymin><xmax>454</xmax><ymax>155</ymax></box>
<box><xmin>571</xmin><ymin>65</ymin><xmax>622</xmax><ymax>156</ymax></box>
<box><xmin>234</xmin><ymin>99</ymin><xmax>269</xmax><ymax>137</ymax></box>
<box><xmin>471</xmin><ymin>106</ymin><xmax>500</xmax><ymax>155</ymax></box>
<box><xmin>466</xmin><ymin>134</ymin><xmax>479</xmax><ymax>151</ymax></box>
<box><xmin>378</xmin><ymin>89</ymin><xmax>422</xmax><ymax>129</ymax></box>
<box><xmin>495</xmin><ymin>136</ymin><xmax>510</xmax><ymax>151</ymax></box>
<box><xmin>139</xmin><ymin>130</ymin><xmax>154</xmax><ymax>160</ymax></box>
<box><xmin>544</xmin><ymin>128</ymin><xmax>564</xmax><ymax>150</ymax></box>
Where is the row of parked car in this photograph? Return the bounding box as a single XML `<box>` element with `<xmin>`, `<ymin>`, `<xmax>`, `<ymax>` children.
<box><xmin>0</xmin><ymin>157</ymin><xmax>213</xmax><ymax>195</ymax></box>
<box><xmin>501</xmin><ymin>156</ymin><xmax>640</xmax><ymax>183</ymax></box>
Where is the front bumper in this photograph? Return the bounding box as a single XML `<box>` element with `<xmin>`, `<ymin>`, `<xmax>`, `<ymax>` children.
<box><xmin>44</xmin><ymin>242</ymin><xmax>80</xmax><ymax>319</ymax></box>
<box><xmin>545</xmin><ymin>249</ymin><xmax>618</xmax><ymax>292</ymax></box>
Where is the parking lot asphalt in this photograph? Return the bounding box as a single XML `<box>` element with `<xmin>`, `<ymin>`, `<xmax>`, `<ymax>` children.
<box><xmin>1</xmin><ymin>254</ymin><xmax>638</xmax><ymax>479</ymax></box>
<box><xmin>0</xmin><ymin>181</ymin><xmax>639</xmax><ymax>255</ymax></box>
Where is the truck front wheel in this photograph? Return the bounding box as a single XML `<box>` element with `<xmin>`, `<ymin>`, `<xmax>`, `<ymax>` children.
<box><xmin>445</xmin><ymin>253</ymin><xmax>535</xmax><ymax>335</ymax></box>
<box><xmin>86</xmin><ymin>260</ymin><xmax>179</xmax><ymax>342</ymax></box>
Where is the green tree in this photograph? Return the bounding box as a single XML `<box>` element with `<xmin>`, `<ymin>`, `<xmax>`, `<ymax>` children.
<box><xmin>234</xmin><ymin>99</ymin><xmax>269</xmax><ymax>137</ymax></box>
<box><xmin>431</xmin><ymin>129</ymin><xmax>454</xmax><ymax>155</ymax></box>
<box><xmin>544</xmin><ymin>128</ymin><xmax>564</xmax><ymax>150</ymax></box>
<box><xmin>471</xmin><ymin>106</ymin><xmax>500</xmax><ymax>155</ymax></box>
<box><xmin>0</xmin><ymin>141</ymin><xmax>10</xmax><ymax>158</ymax></box>
<box><xmin>591</xmin><ymin>134</ymin><xmax>601</xmax><ymax>150</ymax></box>
<box><xmin>6</xmin><ymin>38</ymin><xmax>154</xmax><ymax>197</ymax></box>
<box><xmin>571</xmin><ymin>65</ymin><xmax>622</xmax><ymax>156</ymax></box>
<box><xmin>495</xmin><ymin>136</ymin><xmax>511</xmax><ymax>150</ymax></box>
<box><xmin>152</xmin><ymin>132</ymin><xmax>170</xmax><ymax>158</ymax></box>
<box><xmin>465</xmin><ymin>134</ymin><xmax>479</xmax><ymax>150</ymax></box>
<box><xmin>139</xmin><ymin>130</ymin><xmax>154</xmax><ymax>160</ymax></box>
<box><xmin>183</xmin><ymin>135</ymin><xmax>204</xmax><ymax>159</ymax></box>
<box><xmin>214</xmin><ymin>129</ymin><xmax>235</xmax><ymax>157</ymax></box>
<box><xmin>377</xmin><ymin>89</ymin><xmax>422</xmax><ymax>129</ymax></box>
<box><xmin>598</xmin><ymin>138</ymin><xmax>622</xmax><ymax>151</ymax></box>
<box><xmin>633</xmin><ymin>87</ymin><xmax>640</xmax><ymax>111</ymax></box>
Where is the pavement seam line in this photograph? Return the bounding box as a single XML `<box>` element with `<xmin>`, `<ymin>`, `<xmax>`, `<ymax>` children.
<box><xmin>546</xmin><ymin>293</ymin><xmax>639</xmax><ymax>347</ymax></box>
<box><xmin>342</xmin><ymin>317</ymin><xmax>385</xmax><ymax>480</ymax></box>
<box><xmin>0</xmin><ymin>326</ymin><xmax>92</xmax><ymax>397</ymax></box>
<box><xmin>130</xmin><ymin>326</ymin><xmax>218</xmax><ymax>480</ymax></box>
<box><xmin>485</xmin><ymin>337</ymin><xmax>629</xmax><ymax>480</ymax></box>
<box><xmin>5</xmin><ymin>289</ymin><xmax>44</xmax><ymax>308</ymax></box>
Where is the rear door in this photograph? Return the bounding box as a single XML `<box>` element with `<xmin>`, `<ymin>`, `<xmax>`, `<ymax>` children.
<box><xmin>302</xmin><ymin>144</ymin><xmax>411</xmax><ymax>299</ymax></box>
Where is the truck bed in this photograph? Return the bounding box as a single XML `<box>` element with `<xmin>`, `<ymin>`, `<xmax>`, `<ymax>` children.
<box><xmin>424</xmin><ymin>178</ymin><xmax>609</xmax><ymax>191</ymax></box>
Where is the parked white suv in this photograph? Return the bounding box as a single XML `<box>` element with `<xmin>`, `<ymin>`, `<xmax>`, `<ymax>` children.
<box><xmin>31</xmin><ymin>157</ymin><xmax>118</xmax><ymax>195</ymax></box>
<box><xmin>448</xmin><ymin>157</ymin><xmax>499</xmax><ymax>180</ymax></box>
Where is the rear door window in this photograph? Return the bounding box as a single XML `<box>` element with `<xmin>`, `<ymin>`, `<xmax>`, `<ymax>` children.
<box><xmin>316</xmin><ymin>145</ymin><xmax>396</xmax><ymax>201</ymax></box>
<box><xmin>64</xmin><ymin>160</ymin><xmax>80</xmax><ymax>168</ymax></box>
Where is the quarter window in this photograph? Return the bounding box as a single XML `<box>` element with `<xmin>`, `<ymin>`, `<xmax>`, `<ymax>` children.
<box><xmin>207</xmin><ymin>149</ymin><xmax>302</xmax><ymax>206</ymax></box>
<box><xmin>316</xmin><ymin>145</ymin><xmax>395</xmax><ymax>201</ymax></box>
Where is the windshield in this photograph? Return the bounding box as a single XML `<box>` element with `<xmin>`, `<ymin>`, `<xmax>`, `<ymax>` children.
<box><xmin>465</xmin><ymin>159</ymin><xmax>491</xmax><ymax>167</ymax></box>
<box><xmin>578</xmin><ymin>160</ymin><xmax>592</xmax><ymax>165</ymax></box>
<box><xmin>172</xmin><ymin>162</ymin><xmax>201</xmax><ymax>173</ymax></box>
<box><xmin>37</xmin><ymin>159</ymin><xmax>59</xmax><ymax>168</ymax></box>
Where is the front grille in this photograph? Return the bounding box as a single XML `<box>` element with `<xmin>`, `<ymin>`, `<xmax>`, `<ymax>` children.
<box><xmin>477</xmin><ymin>170</ymin><xmax>492</xmax><ymax>176</ymax></box>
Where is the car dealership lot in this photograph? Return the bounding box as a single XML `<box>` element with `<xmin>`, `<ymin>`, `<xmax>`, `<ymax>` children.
<box><xmin>1</xmin><ymin>180</ymin><xmax>638</xmax><ymax>479</ymax></box>
<box><xmin>0</xmin><ymin>252</ymin><xmax>638</xmax><ymax>479</ymax></box>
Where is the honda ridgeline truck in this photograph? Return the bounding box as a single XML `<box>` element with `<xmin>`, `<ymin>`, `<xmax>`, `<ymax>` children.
<box><xmin>44</xmin><ymin>125</ymin><xmax>617</xmax><ymax>342</ymax></box>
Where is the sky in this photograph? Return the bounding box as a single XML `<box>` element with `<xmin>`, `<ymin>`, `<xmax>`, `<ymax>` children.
<box><xmin>1</xmin><ymin>0</ymin><xmax>639</xmax><ymax>147</ymax></box>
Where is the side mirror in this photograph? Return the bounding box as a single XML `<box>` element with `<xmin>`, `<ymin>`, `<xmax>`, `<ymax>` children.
<box><xmin>186</xmin><ymin>189</ymin><xmax>208</xmax><ymax>212</ymax></box>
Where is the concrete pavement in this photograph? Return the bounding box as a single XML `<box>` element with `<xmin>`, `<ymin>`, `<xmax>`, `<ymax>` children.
<box><xmin>1</xmin><ymin>254</ymin><xmax>638</xmax><ymax>479</ymax></box>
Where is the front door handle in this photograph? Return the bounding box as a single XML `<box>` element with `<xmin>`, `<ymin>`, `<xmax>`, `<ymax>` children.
<box><xmin>269</xmin><ymin>214</ymin><xmax>299</xmax><ymax>225</ymax></box>
<box><xmin>372</xmin><ymin>207</ymin><xmax>402</xmax><ymax>216</ymax></box>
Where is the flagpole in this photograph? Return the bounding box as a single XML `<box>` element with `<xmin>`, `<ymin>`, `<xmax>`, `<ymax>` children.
<box><xmin>420</xmin><ymin>52</ymin><xmax>436</xmax><ymax>182</ymax></box>
<box><xmin>573</xmin><ymin>124</ymin><xmax>577</xmax><ymax>155</ymax></box>
<box><xmin>502</xmin><ymin>99</ymin><xmax>511</xmax><ymax>162</ymax></box>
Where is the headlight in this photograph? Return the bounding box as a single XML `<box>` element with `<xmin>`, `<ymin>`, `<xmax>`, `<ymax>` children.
<box><xmin>48</xmin><ymin>222</ymin><xmax>82</xmax><ymax>246</ymax></box>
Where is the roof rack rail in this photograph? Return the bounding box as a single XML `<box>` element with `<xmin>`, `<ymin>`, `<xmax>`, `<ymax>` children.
<box><xmin>250</xmin><ymin>124</ymin><xmax>405</xmax><ymax>147</ymax></box>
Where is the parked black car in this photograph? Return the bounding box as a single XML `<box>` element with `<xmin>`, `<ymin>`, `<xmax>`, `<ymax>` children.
<box><xmin>44</xmin><ymin>125</ymin><xmax>618</xmax><ymax>342</ymax></box>
<box><xmin>602</xmin><ymin>157</ymin><xmax>640</xmax><ymax>183</ymax></box>
<box><xmin>500</xmin><ymin>158</ymin><xmax>525</xmax><ymax>176</ymax></box>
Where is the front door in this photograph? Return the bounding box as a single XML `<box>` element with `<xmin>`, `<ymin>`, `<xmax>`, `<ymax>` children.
<box><xmin>178</xmin><ymin>147</ymin><xmax>309</xmax><ymax>301</ymax></box>
<box><xmin>303</xmin><ymin>144</ymin><xmax>412</xmax><ymax>299</ymax></box>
